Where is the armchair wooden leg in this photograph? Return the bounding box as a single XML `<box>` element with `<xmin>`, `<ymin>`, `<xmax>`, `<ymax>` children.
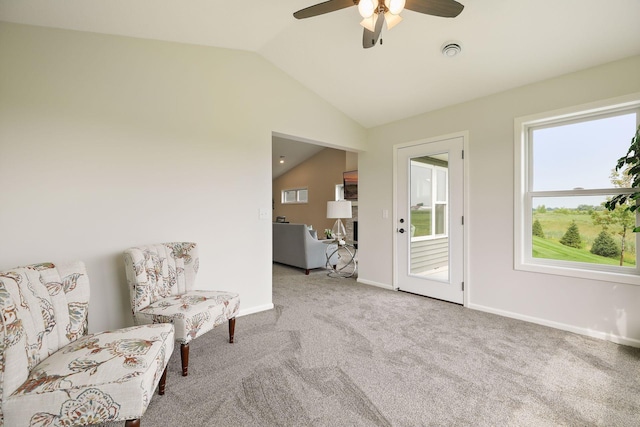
<box><xmin>305</xmin><ymin>269</ymin><xmax>310</xmax><ymax>275</ymax></box>
<box><xmin>181</xmin><ymin>343</ymin><xmax>189</xmax><ymax>377</ymax></box>
<box><xmin>229</xmin><ymin>317</ymin><xmax>236</xmax><ymax>343</ymax></box>
<box><xmin>158</xmin><ymin>365</ymin><xmax>168</xmax><ymax>395</ymax></box>
<box><xmin>125</xmin><ymin>419</ymin><xmax>141</xmax><ymax>427</ymax></box>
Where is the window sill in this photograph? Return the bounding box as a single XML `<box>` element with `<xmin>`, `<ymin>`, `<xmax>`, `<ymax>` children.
<box><xmin>515</xmin><ymin>260</ymin><xmax>639</xmax><ymax>286</ymax></box>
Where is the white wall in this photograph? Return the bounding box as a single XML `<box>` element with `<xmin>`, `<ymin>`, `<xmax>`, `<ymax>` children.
<box><xmin>0</xmin><ymin>22</ymin><xmax>366</xmax><ymax>332</ymax></box>
<box><xmin>358</xmin><ymin>55</ymin><xmax>640</xmax><ymax>346</ymax></box>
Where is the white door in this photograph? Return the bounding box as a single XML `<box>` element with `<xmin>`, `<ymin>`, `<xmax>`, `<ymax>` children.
<box><xmin>395</xmin><ymin>136</ymin><xmax>464</xmax><ymax>304</ymax></box>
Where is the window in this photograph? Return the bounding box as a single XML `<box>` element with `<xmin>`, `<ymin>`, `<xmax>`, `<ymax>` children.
<box><xmin>410</xmin><ymin>157</ymin><xmax>448</xmax><ymax>240</ymax></box>
<box><xmin>515</xmin><ymin>96</ymin><xmax>640</xmax><ymax>284</ymax></box>
<box><xmin>281</xmin><ymin>188</ymin><xmax>308</xmax><ymax>204</ymax></box>
<box><xmin>335</xmin><ymin>184</ymin><xmax>344</xmax><ymax>201</ymax></box>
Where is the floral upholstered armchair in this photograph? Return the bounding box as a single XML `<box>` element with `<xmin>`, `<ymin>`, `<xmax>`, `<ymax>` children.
<box><xmin>0</xmin><ymin>261</ymin><xmax>174</xmax><ymax>427</ymax></box>
<box><xmin>123</xmin><ymin>242</ymin><xmax>240</xmax><ymax>377</ymax></box>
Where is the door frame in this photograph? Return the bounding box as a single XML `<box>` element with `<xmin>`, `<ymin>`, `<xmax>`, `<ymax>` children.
<box><xmin>392</xmin><ymin>131</ymin><xmax>470</xmax><ymax>306</ymax></box>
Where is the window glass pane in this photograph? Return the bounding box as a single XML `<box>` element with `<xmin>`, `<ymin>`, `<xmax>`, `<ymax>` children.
<box><xmin>435</xmin><ymin>204</ymin><xmax>446</xmax><ymax>235</ymax></box>
<box><xmin>410</xmin><ymin>161</ymin><xmax>432</xmax><ymax>238</ymax></box>
<box><xmin>411</xmin><ymin>208</ymin><xmax>432</xmax><ymax>238</ymax></box>
<box><xmin>436</xmin><ymin>169</ymin><xmax>447</xmax><ymax>202</ymax></box>
<box><xmin>532</xmin><ymin>113</ymin><xmax>636</xmax><ymax>191</ymax></box>
<box><xmin>411</xmin><ymin>162</ymin><xmax>432</xmax><ymax>207</ymax></box>
<box><xmin>532</xmin><ymin>195</ymin><xmax>636</xmax><ymax>267</ymax></box>
<box><xmin>283</xmin><ymin>190</ymin><xmax>296</xmax><ymax>203</ymax></box>
<box><xmin>298</xmin><ymin>189</ymin><xmax>308</xmax><ymax>202</ymax></box>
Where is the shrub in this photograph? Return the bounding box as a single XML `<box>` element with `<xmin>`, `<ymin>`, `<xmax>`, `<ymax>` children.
<box><xmin>590</xmin><ymin>230</ymin><xmax>621</xmax><ymax>259</ymax></box>
<box><xmin>532</xmin><ymin>219</ymin><xmax>545</xmax><ymax>238</ymax></box>
<box><xmin>560</xmin><ymin>221</ymin><xmax>582</xmax><ymax>248</ymax></box>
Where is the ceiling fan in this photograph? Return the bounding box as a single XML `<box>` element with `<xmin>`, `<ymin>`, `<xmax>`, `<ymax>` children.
<box><xmin>293</xmin><ymin>0</ymin><xmax>464</xmax><ymax>48</ymax></box>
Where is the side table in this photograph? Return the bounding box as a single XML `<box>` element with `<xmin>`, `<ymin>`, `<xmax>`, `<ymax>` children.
<box><xmin>324</xmin><ymin>240</ymin><xmax>357</xmax><ymax>278</ymax></box>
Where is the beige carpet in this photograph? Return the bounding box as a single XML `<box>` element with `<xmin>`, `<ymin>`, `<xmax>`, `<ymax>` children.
<box><xmin>103</xmin><ymin>263</ymin><xmax>640</xmax><ymax>426</ymax></box>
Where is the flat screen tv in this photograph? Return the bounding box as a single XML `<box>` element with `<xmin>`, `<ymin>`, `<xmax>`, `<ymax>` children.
<box><xmin>343</xmin><ymin>170</ymin><xmax>358</xmax><ymax>201</ymax></box>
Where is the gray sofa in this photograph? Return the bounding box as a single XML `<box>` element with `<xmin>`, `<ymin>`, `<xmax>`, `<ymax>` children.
<box><xmin>273</xmin><ymin>223</ymin><xmax>338</xmax><ymax>274</ymax></box>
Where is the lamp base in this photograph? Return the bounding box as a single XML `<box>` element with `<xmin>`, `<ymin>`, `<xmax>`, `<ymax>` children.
<box><xmin>332</xmin><ymin>219</ymin><xmax>346</xmax><ymax>242</ymax></box>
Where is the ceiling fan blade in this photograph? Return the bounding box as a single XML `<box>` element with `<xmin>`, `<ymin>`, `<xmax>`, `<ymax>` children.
<box><xmin>293</xmin><ymin>0</ymin><xmax>356</xmax><ymax>19</ymax></box>
<box><xmin>405</xmin><ymin>0</ymin><xmax>464</xmax><ymax>18</ymax></box>
<box><xmin>363</xmin><ymin>13</ymin><xmax>385</xmax><ymax>49</ymax></box>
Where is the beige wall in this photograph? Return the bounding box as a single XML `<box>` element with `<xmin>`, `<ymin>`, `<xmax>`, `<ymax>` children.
<box><xmin>273</xmin><ymin>148</ymin><xmax>346</xmax><ymax>233</ymax></box>
<box><xmin>358</xmin><ymin>55</ymin><xmax>640</xmax><ymax>345</ymax></box>
<box><xmin>0</xmin><ymin>22</ymin><xmax>366</xmax><ymax>333</ymax></box>
<box><xmin>3</xmin><ymin>21</ymin><xmax>638</xmax><ymax>346</ymax></box>
<box><xmin>346</xmin><ymin>151</ymin><xmax>358</xmax><ymax>171</ymax></box>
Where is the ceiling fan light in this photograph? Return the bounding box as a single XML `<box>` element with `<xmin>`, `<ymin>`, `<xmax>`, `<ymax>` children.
<box><xmin>384</xmin><ymin>0</ymin><xmax>405</xmax><ymax>15</ymax></box>
<box><xmin>360</xmin><ymin>14</ymin><xmax>378</xmax><ymax>32</ymax></box>
<box><xmin>384</xmin><ymin>12</ymin><xmax>402</xmax><ymax>30</ymax></box>
<box><xmin>358</xmin><ymin>0</ymin><xmax>376</xmax><ymax>18</ymax></box>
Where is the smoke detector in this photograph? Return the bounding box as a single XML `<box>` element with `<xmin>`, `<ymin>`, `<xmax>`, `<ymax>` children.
<box><xmin>441</xmin><ymin>42</ymin><xmax>462</xmax><ymax>57</ymax></box>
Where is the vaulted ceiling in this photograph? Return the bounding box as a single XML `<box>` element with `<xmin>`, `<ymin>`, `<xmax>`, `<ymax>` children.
<box><xmin>2</xmin><ymin>0</ymin><xmax>639</xmax><ymax>129</ymax></box>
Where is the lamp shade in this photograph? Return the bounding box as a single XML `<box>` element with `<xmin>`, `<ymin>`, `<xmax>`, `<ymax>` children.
<box><xmin>385</xmin><ymin>0</ymin><xmax>406</xmax><ymax>15</ymax></box>
<box><xmin>327</xmin><ymin>200</ymin><xmax>352</xmax><ymax>219</ymax></box>
<box><xmin>358</xmin><ymin>0</ymin><xmax>376</xmax><ymax>18</ymax></box>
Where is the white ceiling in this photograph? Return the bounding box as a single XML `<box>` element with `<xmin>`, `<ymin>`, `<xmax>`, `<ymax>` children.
<box><xmin>2</xmin><ymin>0</ymin><xmax>640</xmax><ymax>129</ymax></box>
<box><xmin>272</xmin><ymin>135</ymin><xmax>325</xmax><ymax>179</ymax></box>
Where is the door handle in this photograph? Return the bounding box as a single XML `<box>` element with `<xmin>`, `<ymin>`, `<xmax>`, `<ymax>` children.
<box><xmin>398</xmin><ymin>228</ymin><xmax>405</xmax><ymax>233</ymax></box>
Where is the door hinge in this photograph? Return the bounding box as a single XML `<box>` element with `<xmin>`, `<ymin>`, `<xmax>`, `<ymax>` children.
<box><xmin>461</xmin><ymin>281</ymin><xmax>465</xmax><ymax>291</ymax></box>
<box><xmin>462</xmin><ymin>149</ymin><xmax>464</xmax><ymax>159</ymax></box>
<box><xmin>461</xmin><ymin>216</ymin><xmax>464</xmax><ymax>225</ymax></box>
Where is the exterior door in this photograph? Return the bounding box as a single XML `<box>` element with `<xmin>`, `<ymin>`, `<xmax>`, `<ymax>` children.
<box><xmin>395</xmin><ymin>136</ymin><xmax>464</xmax><ymax>304</ymax></box>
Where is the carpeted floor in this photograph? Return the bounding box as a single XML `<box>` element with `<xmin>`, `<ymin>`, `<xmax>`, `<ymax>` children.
<box><xmin>106</xmin><ymin>263</ymin><xmax>640</xmax><ymax>426</ymax></box>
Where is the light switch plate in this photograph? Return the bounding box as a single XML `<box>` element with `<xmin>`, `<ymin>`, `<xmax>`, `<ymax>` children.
<box><xmin>259</xmin><ymin>208</ymin><xmax>269</xmax><ymax>220</ymax></box>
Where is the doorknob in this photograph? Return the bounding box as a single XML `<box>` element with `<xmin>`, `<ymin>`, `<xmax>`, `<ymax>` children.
<box><xmin>399</xmin><ymin>218</ymin><xmax>405</xmax><ymax>223</ymax></box>
<box><xmin>398</xmin><ymin>228</ymin><xmax>405</xmax><ymax>233</ymax></box>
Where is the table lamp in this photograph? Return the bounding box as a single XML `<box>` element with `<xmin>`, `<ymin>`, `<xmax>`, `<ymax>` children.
<box><xmin>327</xmin><ymin>200</ymin><xmax>352</xmax><ymax>244</ymax></box>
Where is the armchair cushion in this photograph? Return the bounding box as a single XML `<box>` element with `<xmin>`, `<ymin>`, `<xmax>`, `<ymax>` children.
<box><xmin>4</xmin><ymin>324</ymin><xmax>174</xmax><ymax>426</ymax></box>
<box><xmin>135</xmin><ymin>290</ymin><xmax>240</xmax><ymax>344</ymax></box>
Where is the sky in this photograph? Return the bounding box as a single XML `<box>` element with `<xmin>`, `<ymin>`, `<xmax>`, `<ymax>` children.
<box><xmin>532</xmin><ymin>112</ymin><xmax>636</xmax><ymax>208</ymax></box>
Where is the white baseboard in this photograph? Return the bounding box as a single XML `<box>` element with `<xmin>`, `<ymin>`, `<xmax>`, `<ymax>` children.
<box><xmin>468</xmin><ymin>303</ymin><xmax>640</xmax><ymax>348</ymax></box>
<box><xmin>357</xmin><ymin>277</ymin><xmax>395</xmax><ymax>290</ymax></box>
<box><xmin>238</xmin><ymin>303</ymin><xmax>274</xmax><ymax>318</ymax></box>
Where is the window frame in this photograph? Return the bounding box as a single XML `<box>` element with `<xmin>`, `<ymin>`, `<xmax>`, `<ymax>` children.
<box><xmin>514</xmin><ymin>94</ymin><xmax>640</xmax><ymax>285</ymax></box>
<box><xmin>281</xmin><ymin>187</ymin><xmax>308</xmax><ymax>204</ymax></box>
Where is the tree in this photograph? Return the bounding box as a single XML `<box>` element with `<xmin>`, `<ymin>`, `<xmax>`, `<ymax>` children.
<box><xmin>593</xmin><ymin>165</ymin><xmax>637</xmax><ymax>266</ymax></box>
<box><xmin>576</xmin><ymin>204</ymin><xmax>595</xmax><ymax>213</ymax></box>
<box><xmin>592</xmin><ymin>202</ymin><xmax>635</xmax><ymax>266</ymax></box>
<box><xmin>535</xmin><ymin>205</ymin><xmax>547</xmax><ymax>214</ymax></box>
<box><xmin>532</xmin><ymin>219</ymin><xmax>545</xmax><ymax>238</ymax></box>
<box><xmin>590</xmin><ymin>230</ymin><xmax>620</xmax><ymax>259</ymax></box>
<box><xmin>560</xmin><ymin>221</ymin><xmax>582</xmax><ymax>248</ymax></box>
<box><xmin>605</xmin><ymin>125</ymin><xmax>640</xmax><ymax>233</ymax></box>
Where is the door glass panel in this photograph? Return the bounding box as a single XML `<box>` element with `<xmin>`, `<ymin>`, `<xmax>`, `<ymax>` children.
<box><xmin>435</xmin><ymin>204</ymin><xmax>446</xmax><ymax>235</ymax></box>
<box><xmin>409</xmin><ymin>154</ymin><xmax>449</xmax><ymax>281</ymax></box>
<box><xmin>410</xmin><ymin>162</ymin><xmax>432</xmax><ymax>237</ymax></box>
<box><xmin>436</xmin><ymin>169</ymin><xmax>447</xmax><ymax>202</ymax></box>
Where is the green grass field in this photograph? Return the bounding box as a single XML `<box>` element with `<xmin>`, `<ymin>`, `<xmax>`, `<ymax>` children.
<box><xmin>410</xmin><ymin>208</ymin><xmax>636</xmax><ymax>266</ymax></box>
<box><xmin>533</xmin><ymin>210</ymin><xmax>636</xmax><ymax>266</ymax></box>
<box><xmin>532</xmin><ymin>236</ymin><xmax>634</xmax><ymax>266</ymax></box>
<box><xmin>411</xmin><ymin>210</ymin><xmax>432</xmax><ymax>237</ymax></box>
